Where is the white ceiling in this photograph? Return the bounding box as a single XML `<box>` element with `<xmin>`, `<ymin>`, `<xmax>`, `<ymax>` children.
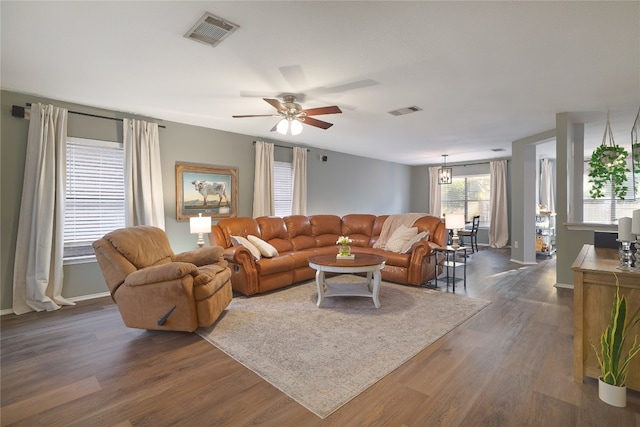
<box><xmin>2</xmin><ymin>1</ymin><xmax>639</xmax><ymax>165</ymax></box>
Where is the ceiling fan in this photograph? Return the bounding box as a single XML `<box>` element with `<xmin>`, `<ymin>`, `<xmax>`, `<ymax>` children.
<box><xmin>232</xmin><ymin>95</ymin><xmax>342</xmax><ymax>135</ymax></box>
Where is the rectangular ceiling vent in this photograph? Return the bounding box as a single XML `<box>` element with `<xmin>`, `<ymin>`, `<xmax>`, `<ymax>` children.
<box><xmin>388</xmin><ymin>106</ymin><xmax>423</xmax><ymax>116</ymax></box>
<box><xmin>491</xmin><ymin>148</ymin><xmax>506</xmax><ymax>152</ymax></box>
<box><xmin>184</xmin><ymin>12</ymin><xmax>239</xmax><ymax>48</ymax></box>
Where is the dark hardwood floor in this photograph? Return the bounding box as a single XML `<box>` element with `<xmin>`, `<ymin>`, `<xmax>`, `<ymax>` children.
<box><xmin>2</xmin><ymin>248</ymin><xmax>638</xmax><ymax>426</ymax></box>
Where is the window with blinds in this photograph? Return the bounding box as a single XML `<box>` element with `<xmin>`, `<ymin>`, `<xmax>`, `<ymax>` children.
<box><xmin>64</xmin><ymin>137</ymin><xmax>125</xmax><ymax>261</ymax></box>
<box><xmin>441</xmin><ymin>174</ymin><xmax>491</xmax><ymax>225</ymax></box>
<box><xmin>583</xmin><ymin>159</ymin><xmax>639</xmax><ymax>223</ymax></box>
<box><xmin>274</xmin><ymin>160</ymin><xmax>293</xmax><ymax>217</ymax></box>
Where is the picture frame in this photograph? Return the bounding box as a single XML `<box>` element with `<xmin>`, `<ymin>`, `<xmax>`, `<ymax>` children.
<box><xmin>176</xmin><ymin>162</ymin><xmax>238</xmax><ymax>221</ymax></box>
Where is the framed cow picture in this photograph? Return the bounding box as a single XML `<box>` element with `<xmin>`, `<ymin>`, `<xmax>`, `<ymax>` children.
<box><xmin>175</xmin><ymin>162</ymin><xmax>238</xmax><ymax>221</ymax></box>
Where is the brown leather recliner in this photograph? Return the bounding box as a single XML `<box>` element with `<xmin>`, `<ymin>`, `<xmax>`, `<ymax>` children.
<box><xmin>93</xmin><ymin>226</ymin><xmax>232</xmax><ymax>332</ymax></box>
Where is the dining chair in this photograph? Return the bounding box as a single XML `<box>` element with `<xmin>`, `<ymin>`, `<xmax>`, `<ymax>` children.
<box><xmin>458</xmin><ymin>215</ymin><xmax>480</xmax><ymax>253</ymax></box>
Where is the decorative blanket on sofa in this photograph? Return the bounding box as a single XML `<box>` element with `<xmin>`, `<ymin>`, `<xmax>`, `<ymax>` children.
<box><xmin>373</xmin><ymin>213</ymin><xmax>428</xmax><ymax>249</ymax></box>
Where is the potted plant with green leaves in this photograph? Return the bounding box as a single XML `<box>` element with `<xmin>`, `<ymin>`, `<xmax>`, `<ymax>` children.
<box><xmin>588</xmin><ymin>113</ymin><xmax>630</xmax><ymax>200</ymax></box>
<box><xmin>591</xmin><ymin>275</ymin><xmax>640</xmax><ymax>407</ymax></box>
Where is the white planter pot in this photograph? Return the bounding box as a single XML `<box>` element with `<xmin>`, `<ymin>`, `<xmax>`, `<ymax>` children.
<box><xmin>598</xmin><ymin>378</ymin><xmax>627</xmax><ymax>407</ymax></box>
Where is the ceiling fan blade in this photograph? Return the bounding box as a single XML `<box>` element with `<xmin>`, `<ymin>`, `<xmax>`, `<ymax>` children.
<box><xmin>301</xmin><ymin>116</ymin><xmax>333</xmax><ymax>130</ymax></box>
<box><xmin>232</xmin><ymin>114</ymin><xmax>280</xmax><ymax>118</ymax></box>
<box><xmin>302</xmin><ymin>106</ymin><xmax>342</xmax><ymax>116</ymax></box>
<box><xmin>263</xmin><ymin>98</ymin><xmax>285</xmax><ymax>111</ymax></box>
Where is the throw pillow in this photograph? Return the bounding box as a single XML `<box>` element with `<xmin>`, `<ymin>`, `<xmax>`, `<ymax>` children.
<box><xmin>230</xmin><ymin>235</ymin><xmax>262</xmax><ymax>261</ymax></box>
<box><xmin>400</xmin><ymin>230</ymin><xmax>430</xmax><ymax>254</ymax></box>
<box><xmin>247</xmin><ymin>235</ymin><xmax>279</xmax><ymax>257</ymax></box>
<box><xmin>384</xmin><ymin>225</ymin><xmax>418</xmax><ymax>253</ymax></box>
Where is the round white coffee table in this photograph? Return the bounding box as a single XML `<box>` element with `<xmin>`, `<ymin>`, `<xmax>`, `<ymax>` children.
<box><xmin>308</xmin><ymin>253</ymin><xmax>386</xmax><ymax>308</ymax></box>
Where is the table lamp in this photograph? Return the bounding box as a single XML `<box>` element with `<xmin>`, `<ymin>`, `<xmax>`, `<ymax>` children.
<box><xmin>445</xmin><ymin>214</ymin><xmax>465</xmax><ymax>248</ymax></box>
<box><xmin>190</xmin><ymin>213</ymin><xmax>212</xmax><ymax>248</ymax></box>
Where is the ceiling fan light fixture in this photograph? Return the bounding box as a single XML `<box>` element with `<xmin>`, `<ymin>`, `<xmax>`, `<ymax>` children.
<box><xmin>290</xmin><ymin>119</ymin><xmax>303</xmax><ymax>135</ymax></box>
<box><xmin>276</xmin><ymin>118</ymin><xmax>289</xmax><ymax>135</ymax></box>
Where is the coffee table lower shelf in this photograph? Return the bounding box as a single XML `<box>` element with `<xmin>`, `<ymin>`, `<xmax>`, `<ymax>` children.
<box><xmin>318</xmin><ymin>274</ymin><xmax>379</xmax><ymax>307</ymax></box>
<box><xmin>308</xmin><ymin>254</ymin><xmax>386</xmax><ymax>308</ymax></box>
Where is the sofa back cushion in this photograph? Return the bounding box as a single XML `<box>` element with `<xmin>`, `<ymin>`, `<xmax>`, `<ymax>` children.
<box><xmin>310</xmin><ymin>215</ymin><xmax>342</xmax><ymax>247</ymax></box>
<box><xmin>284</xmin><ymin>215</ymin><xmax>317</xmax><ymax>250</ymax></box>
<box><xmin>256</xmin><ymin>216</ymin><xmax>294</xmax><ymax>253</ymax></box>
<box><xmin>370</xmin><ymin>215</ymin><xmax>389</xmax><ymax>247</ymax></box>
<box><xmin>341</xmin><ymin>214</ymin><xmax>376</xmax><ymax>247</ymax></box>
<box><xmin>216</xmin><ymin>217</ymin><xmax>261</xmax><ymax>248</ymax></box>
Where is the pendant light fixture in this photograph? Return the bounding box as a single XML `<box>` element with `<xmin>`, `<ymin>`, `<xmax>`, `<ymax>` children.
<box><xmin>438</xmin><ymin>154</ymin><xmax>453</xmax><ymax>184</ymax></box>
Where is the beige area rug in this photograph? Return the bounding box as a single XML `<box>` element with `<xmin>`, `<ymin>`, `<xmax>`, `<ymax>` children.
<box><xmin>197</xmin><ymin>275</ymin><xmax>490</xmax><ymax>419</ymax></box>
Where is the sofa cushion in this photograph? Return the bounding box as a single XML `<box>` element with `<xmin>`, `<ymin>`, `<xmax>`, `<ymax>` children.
<box><xmin>400</xmin><ymin>230</ymin><xmax>430</xmax><ymax>254</ymax></box>
<box><xmin>247</xmin><ymin>235</ymin><xmax>279</xmax><ymax>257</ymax></box>
<box><xmin>255</xmin><ymin>255</ymin><xmax>295</xmax><ymax>276</ymax></box>
<box><xmin>310</xmin><ymin>215</ymin><xmax>342</xmax><ymax>247</ymax></box>
<box><xmin>341</xmin><ymin>214</ymin><xmax>376</xmax><ymax>247</ymax></box>
<box><xmin>385</xmin><ymin>225</ymin><xmax>418</xmax><ymax>253</ymax></box>
<box><xmin>256</xmin><ymin>217</ymin><xmax>294</xmax><ymax>253</ymax></box>
<box><xmin>216</xmin><ymin>217</ymin><xmax>260</xmax><ymax>248</ymax></box>
<box><xmin>285</xmin><ymin>215</ymin><xmax>317</xmax><ymax>250</ymax></box>
<box><xmin>231</xmin><ymin>235</ymin><xmax>262</xmax><ymax>260</ymax></box>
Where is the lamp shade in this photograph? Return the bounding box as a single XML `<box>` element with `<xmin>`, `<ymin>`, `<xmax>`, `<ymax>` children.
<box><xmin>190</xmin><ymin>214</ymin><xmax>211</xmax><ymax>234</ymax></box>
<box><xmin>445</xmin><ymin>214</ymin><xmax>465</xmax><ymax>230</ymax></box>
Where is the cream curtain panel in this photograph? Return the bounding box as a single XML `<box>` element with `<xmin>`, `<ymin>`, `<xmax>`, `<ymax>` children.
<box><xmin>12</xmin><ymin>103</ymin><xmax>75</xmax><ymax>314</ymax></box>
<box><xmin>252</xmin><ymin>140</ymin><xmax>274</xmax><ymax>217</ymax></box>
<box><xmin>428</xmin><ymin>166</ymin><xmax>442</xmax><ymax>218</ymax></box>
<box><xmin>539</xmin><ymin>158</ymin><xmax>555</xmax><ymax>213</ymax></box>
<box><xmin>489</xmin><ymin>160</ymin><xmax>509</xmax><ymax>248</ymax></box>
<box><xmin>123</xmin><ymin>118</ymin><xmax>165</xmax><ymax>229</ymax></box>
<box><xmin>292</xmin><ymin>146</ymin><xmax>307</xmax><ymax>215</ymax></box>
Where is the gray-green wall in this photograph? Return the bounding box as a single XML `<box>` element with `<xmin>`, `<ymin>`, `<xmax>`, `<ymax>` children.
<box><xmin>1</xmin><ymin>90</ymin><xmax>411</xmax><ymax>311</ymax></box>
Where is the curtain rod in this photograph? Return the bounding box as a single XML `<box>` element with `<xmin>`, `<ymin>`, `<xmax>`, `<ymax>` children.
<box><xmin>454</xmin><ymin>157</ymin><xmax>510</xmax><ymax>167</ymax></box>
<box><xmin>12</xmin><ymin>103</ymin><xmax>166</xmax><ymax>129</ymax></box>
<box><xmin>253</xmin><ymin>141</ymin><xmax>310</xmax><ymax>151</ymax></box>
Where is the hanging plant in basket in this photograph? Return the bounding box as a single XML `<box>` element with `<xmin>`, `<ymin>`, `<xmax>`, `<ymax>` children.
<box><xmin>587</xmin><ymin>113</ymin><xmax>630</xmax><ymax>199</ymax></box>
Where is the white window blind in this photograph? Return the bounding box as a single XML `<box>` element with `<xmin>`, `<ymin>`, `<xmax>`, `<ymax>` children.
<box><xmin>583</xmin><ymin>160</ymin><xmax>639</xmax><ymax>223</ymax></box>
<box><xmin>64</xmin><ymin>137</ymin><xmax>125</xmax><ymax>261</ymax></box>
<box><xmin>441</xmin><ymin>174</ymin><xmax>491</xmax><ymax>225</ymax></box>
<box><xmin>274</xmin><ymin>160</ymin><xmax>293</xmax><ymax>217</ymax></box>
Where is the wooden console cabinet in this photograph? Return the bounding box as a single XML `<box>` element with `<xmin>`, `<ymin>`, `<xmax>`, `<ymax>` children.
<box><xmin>572</xmin><ymin>244</ymin><xmax>640</xmax><ymax>390</ymax></box>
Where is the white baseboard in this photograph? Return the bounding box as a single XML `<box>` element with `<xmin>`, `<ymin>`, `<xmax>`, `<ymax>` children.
<box><xmin>0</xmin><ymin>292</ymin><xmax>111</xmax><ymax>316</ymax></box>
<box><xmin>554</xmin><ymin>282</ymin><xmax>574</xmax><ymax>289</ymax></box>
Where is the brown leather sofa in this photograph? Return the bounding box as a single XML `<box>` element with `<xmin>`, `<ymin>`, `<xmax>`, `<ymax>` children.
<box><xmin>209</xmin><ymin>214</ymin><xmax>446</xmax><ymax>296</ymax></box>
<box><xmin>93</xmin><ymin>226</ymin><xmax>233</xmax><ymax>332</ymax></box>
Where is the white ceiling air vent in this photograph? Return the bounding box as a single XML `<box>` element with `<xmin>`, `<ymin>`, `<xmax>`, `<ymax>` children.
<box><xmin>491</xmin><ymin>148</ymin><xmax>506</xmax><ymax>152</ymax></box>
<box><xmin>184</xmin><ymin>13</ymin><xmax>239</xmax><ymax>48</ymax></box>
<box><xmin>388</xmin><ymin>106</ymin><xmax>423</xmax><ymax>116</ymax></box>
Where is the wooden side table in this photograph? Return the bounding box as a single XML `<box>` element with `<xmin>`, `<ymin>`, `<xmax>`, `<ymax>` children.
<box><xmin>434</xmin><ymin>246</ymin><xmax>467</xmax><ymax>292</ymax></box>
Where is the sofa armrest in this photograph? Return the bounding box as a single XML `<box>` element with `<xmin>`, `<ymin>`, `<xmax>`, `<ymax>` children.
<box><xmin>125</xmin><ymin>262</ymin><xmax>198</xmax><ymax>287</ymax></box>
<box><xmin>222</xmin><ymin>246</ymin><xmax>259</xmax><ymax>295</ymax></box>
<box><xmin>174</xmin><ymin>246</ymin><xmax>225</xmax><ymax>266</ymax></box>
<box><xmin>405</xmin><ymin>240</ymin><xmax>437</xmax><ymax>285</ymax></box>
